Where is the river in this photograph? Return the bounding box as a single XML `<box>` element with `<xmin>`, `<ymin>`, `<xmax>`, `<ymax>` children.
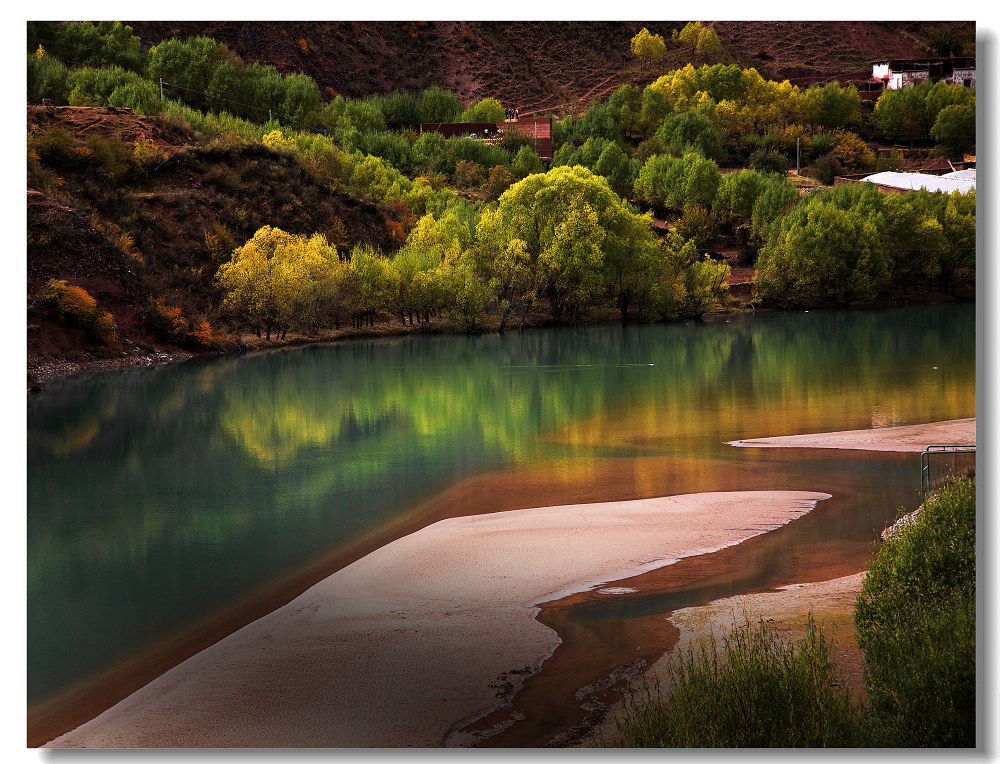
<box><xmin>26</xmin><ymin>302</ymin><xmax>976</xmax><ymax>745</ymax></box>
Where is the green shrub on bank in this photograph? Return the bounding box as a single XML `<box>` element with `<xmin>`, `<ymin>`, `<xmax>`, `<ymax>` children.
<box><xmin>855</xmin><ymin>475</ymin><xmax>976</xmax><ymax>747</ymax></box>
<box><xmin>604</xmin><ymin>615</ymin><xmax>865</xmax><ymax>747</ymax></box>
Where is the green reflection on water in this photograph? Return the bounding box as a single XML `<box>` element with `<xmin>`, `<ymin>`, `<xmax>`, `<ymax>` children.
<box><xmin>27</xmin><ymin>303</ymin><xmax>975</xmax><ymax>705</ymax></box>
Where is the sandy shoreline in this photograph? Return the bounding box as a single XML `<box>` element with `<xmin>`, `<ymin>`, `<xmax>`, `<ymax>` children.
<box><xmin>42</xmin><ymin>417</ymin><xmax>975</xmax><ymax>749</ymax></box>
<box><xmin>45</xmin><ymin>491</ymin><xmax>829</xmax><ymax>748</ymax></box>
<box><xmin>728</xmin><ymin>417</ymin><xmax>976</xmax><ymax>452</ymax></box>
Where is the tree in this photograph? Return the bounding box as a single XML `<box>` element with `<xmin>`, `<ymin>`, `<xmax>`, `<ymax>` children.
<box><xmin>147</xmin><ymin>36</ymin><xmax>229</xmax><ymax>111</ymax></box>
<box><xmin>754</xmin><ymin>190</ymin><xmax>892</xmax><ymax>304</ymax></box>
<box><xmin>215</xmin><ymin>226</ymin><xmax>339</xmax><ymax>339</ymax></box>
<box><xmin>27</xmin><ymin>49</ymin><xmax>68</xmax><ymax>104</ymax></box>
<box><xmin>696</xmin><ymin>27</ymin><xmax>722</xmax><ymax>58</ymax></box>
<box><xmin>609</xmin><ymin>83</ymin><xmax>643</xmax><ymax>136</ymax></box>
<box><xmin>280</xmin><ymin>72</ymin><xmax>322</xmax><ymax>127</ymax></box>
<box><xmin>656</xmin><ymin>108</ymin><xmax>727</xmax><ymax>161</ymax></box>
<box><xmin>460</xmin><ymin>97</ymin><xmax>505</xmax><ymax>123</ymax></box>
<box><xmin>800</xmin><ymin>82</ymin><xmax>861</xmax><ymax>130</ymax></box>
<box><xmin>931</xmin><ymin>103</ymin><xmax>976</xmax><ymax>159</ymax></box>
<box><xmin>674</xmin><ymin>22</ymin><xmax>705</xmax><ymax>48</ymax></box>
<box><xmin>634</xmin><ymin>152</ymin><xmax>720</xmax><ymax>212</ymax></box>
<box><xmin>631</xmin><ymin>27</ymin><xmax>666</xmax><ymax>66</ymax></box>
<box><xmin>475</xmin><ymin>165</ymin><xmax>669</xmax><ymax>324</ymax></box>
<box><xmin>418</xmin><ymin>85</ymin><xmax>463</xmax><ymax>123</ymax></box>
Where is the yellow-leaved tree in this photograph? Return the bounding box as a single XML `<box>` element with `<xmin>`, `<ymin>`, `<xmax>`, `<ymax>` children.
<box><xmin>631</xmin><ymin>27</ymin><xmax>666</xmax><ymax>68</ymax></box>
<box><xmin>215</xmin><ymin>225</ymin><xmax>339</xmax><ymax>340</ymax></box>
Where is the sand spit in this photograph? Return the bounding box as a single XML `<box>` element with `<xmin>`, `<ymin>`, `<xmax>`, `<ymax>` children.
<box><xmin>727</xmin><ymin>417</ymin><xmax>975</xmax><ymax>452</ymax></box>
<box><xmin>45</xmin><ymin>491</ymin><xmax>829</xmax><ymax>749</ymax></box>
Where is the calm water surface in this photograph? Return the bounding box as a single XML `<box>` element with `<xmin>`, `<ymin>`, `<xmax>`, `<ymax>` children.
<box><xmin>27</xmin><ymin>303</ymin><xmax>976</xmax><ymax>715</ymax></box>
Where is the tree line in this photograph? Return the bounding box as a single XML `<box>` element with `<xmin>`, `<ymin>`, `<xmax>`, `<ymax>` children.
<box><xmin>26</xmin><ymin>22</ymin><xmax>976</xmax><ymax>347</ymax></box>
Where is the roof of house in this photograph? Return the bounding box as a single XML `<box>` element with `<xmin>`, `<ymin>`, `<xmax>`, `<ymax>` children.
<box><xmin>862</xmin><ymin>171</ymin><xmax>976</xmax><ymax>194</ymax></box>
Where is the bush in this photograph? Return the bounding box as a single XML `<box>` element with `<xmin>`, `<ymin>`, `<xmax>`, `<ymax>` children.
<box><xmin>30</xmin><ymin>128</ymin><xmax>88</xmax><ymax>169</ymax></box>
<box><xmin>855</xmin><ymin>476</ymin><xmax>976</xmax><ymax>747</ymax></box>
<box><xmin>604</xmin><ymin>615</ymin><xmax>864</xmax><ymax>747</ymax></box>
<box><xmin>748</xmin><ymin>147</ymin><xmax>790</xmax><ymax>175</ymax></box>
<box><xmin>814</xmin><ymin>153</ymin><xmax>843</xmax><ymax>185</ymax></box>
<box><xmin>39</xmin><ymin>279</ymin><xmax>98</xmax><ymax>325</ymax></box>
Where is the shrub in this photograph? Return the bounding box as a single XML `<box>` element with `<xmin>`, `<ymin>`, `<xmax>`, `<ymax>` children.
<box><xmin>40</xmin><ymin>279</ymin><xmax>98</xmax><ymax>325</ymax></box>
<box><xmin>30</xmin><ymin>128</ymin><xmax>88</xmax><ymax>169</ymax></box>
<box><xmin>814</xmin><ymin>153</ymin><xmax>843</xmax><ymax>185</ymax></box>
<box><xmin>604</xmin><ymin>615</ymin><xmax>864</xmax><ymax>747</ymax></box>
<box><xmin>143</xmin><ymin>296</ymin><xmax>189</xmax><ymax>340</ymax></box>
<box><xmin>855</xmin><ymin>476</ymin><xmax>976</xmax><ymax>747</ymax></box>
<box><xmin>748</xmin><ymin>147</ymin><xmax>790</xmax><ymax>175</ymax></box>
<box><xmin>91</xmin><ymin>310</ymin><xmax>119</xmax><ymax>344</ymax></box>
<box><xmin>85</xmin><ymin>133</ymin><xmax>135</xmax><ymax>179</ymax></box>
<box><xmin>132</xmin><ymin>137</ymin><xmax>169</xmax><ymax>170</ymax></box>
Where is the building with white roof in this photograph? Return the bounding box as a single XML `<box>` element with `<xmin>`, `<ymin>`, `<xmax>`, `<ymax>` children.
<box><xmin>861</xmin><ymin>170</ymin><xmax>976</xmax><ymax>195</ymax></box>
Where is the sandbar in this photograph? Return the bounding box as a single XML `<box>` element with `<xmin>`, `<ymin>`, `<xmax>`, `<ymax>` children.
<box><xmin>44</xmin><ymin>490</ymin><xmax>829</xmax><ymax>748</ymax></box>
<box><xmin>727</xmin><ymin>417</ymin><xmax>975</xmax><ymax>452</ymax></box>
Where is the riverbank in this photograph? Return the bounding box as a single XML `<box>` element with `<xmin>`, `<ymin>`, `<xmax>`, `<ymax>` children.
<box><xmin>44</xmin><ymin>491</ymin><xmax>830</xmax><ymax>748</ymax></box>
<box><xmin>585</xmin><ymin>416</ymin><xmax>976</xmax><ymax>747</ymax></box>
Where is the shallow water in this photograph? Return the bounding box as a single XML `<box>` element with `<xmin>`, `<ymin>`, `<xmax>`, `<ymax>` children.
<box><xmin>27</xmin><ymin>303</ymin><xmax>976</xmax><ymax>742</ymax></box>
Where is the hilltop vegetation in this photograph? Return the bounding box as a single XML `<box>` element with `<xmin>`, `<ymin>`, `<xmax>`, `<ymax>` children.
<box><xmin>26</xmin><ymin>21</ymin><xmax>975</xmax><ymax>375</ymax></box>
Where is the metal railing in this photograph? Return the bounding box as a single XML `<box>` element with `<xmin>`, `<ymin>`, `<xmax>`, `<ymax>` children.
<box><xmin>920</xmin><ymin>444</ymin><xmax>976</xmax><ymax>493</ymax></box>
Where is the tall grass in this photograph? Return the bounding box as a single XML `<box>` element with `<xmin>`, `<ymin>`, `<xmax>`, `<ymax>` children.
<box><xmin>855</xmin><ymin>475</ymin><xmax>976</xmax><ymax>747</ymax></box>
<box><xmin>604</xmin><ymin>615</ymin><xmax>866</xmax><ymax>747</ymax></box>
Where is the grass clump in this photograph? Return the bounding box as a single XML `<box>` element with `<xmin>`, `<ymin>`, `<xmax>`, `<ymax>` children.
<box><xmin>855</xmin><ymin>475</ymin><xmax>976</xmax><ymax>747</ymax></box>
<box><xmin>605</xmin><ymin>614</ymin><xmax>865</xmax><ymax>747</ymax></box>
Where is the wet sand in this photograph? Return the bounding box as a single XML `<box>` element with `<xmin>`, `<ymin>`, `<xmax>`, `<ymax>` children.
<box><xmin>45</xmin><ymin>491</ymin><xmax>828</xmax><ymax>748</ymax></box>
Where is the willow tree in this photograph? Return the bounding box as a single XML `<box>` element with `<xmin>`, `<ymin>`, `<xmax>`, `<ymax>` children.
<box><xmin>474</xmin><ymin>165</ymin><xmax>670</xmax><ymax>324</ymax></box>
<box><xmin>215</xmin><ymin>226</ymin><xmax>339</xmax><ymax>339</ymax></box>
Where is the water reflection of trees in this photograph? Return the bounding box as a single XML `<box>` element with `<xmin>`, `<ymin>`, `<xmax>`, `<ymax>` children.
<box><xmin>26</xmin><ymin>304</ymin><xmax>975</xmax><ymax>702</ymax></box>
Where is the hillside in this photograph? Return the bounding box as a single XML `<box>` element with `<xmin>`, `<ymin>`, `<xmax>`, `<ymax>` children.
<box><xmin>26</xmin><ymin>21</ymin><xmax>975</xmax><ymax>382</ymax></box>
<box><xmin>123</xmin><ymin>21</ymin><xmax>965</xmax><ymax>114</ymax></box>
<box><xmin>27</xmin><ymin>104</ymin><xmax>403</xmax><ymax>379</ymax></box>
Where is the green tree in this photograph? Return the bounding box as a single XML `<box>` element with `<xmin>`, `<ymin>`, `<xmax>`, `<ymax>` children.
<box><xmin>147</xmin><ymin>36</ymin><xmax>228</xmax><ymax>111</ymax></box>
<box><xmin>931</xmin><ymin>103</ymin><xmax>976</xmax><ymax>158</ymax></box>
<box><xmin>56</xmin><ymin>21</ymin><xmax>143</xmax><ymax>71</ymax></box>
<box><xmin>754</xmin><ymin>190</ymin><xmax>892</xmax><ymax>304</ymax></box>
<box><xmin>656</xmin><ymin>108</ymin><xmax>727</xmax><ymax>161</ymax></box>
<box><xmin>418</xmin><ymin>85</ymin><xmax>463</xmax><ymax>123</ymax></box>
<box><xmin>634</xmin><ymin>152</ymin><xmax>720</xmax><ymax>212</ymax></box>
<box><xmin>674</xmin><ymin>22</ymin><xmax>705</xmax><ymax>48</ymax></box>
<box><xmin>696</xmin><ymin>27</ymin><xmax>722</xmax><ymax>58</ymax></box>
<box><xmin>241</xmin><ymin>62</ymin><xmax>286</xmax><ymax>121</ymax></box>
<box><xmin>280</xmin><ymin>72</ymin><xmax>322</xmax><ymax>127</ymax></box>
<box><xmin>27</xmin><ymin>49</ymin><xmax>68</xmax><ymax>104</ymax></box>
<box><xmin>608</xmin><ymin>83</ymin><xmax>643</xmax><ymax>136</ymax></box>
<box><xmin>800</xmin><ymin>82</ymin><xmax>861</xmax><ymax>130</ymax></box>
<box><xmin>460</xmin><ymin>97</ymin><xmax>505</xmax><ymax>123</ymax></box>
<box><xmin>510</xmin><ymin>144</ymin><xmax>546</xmax><ymax>178</ymax></box>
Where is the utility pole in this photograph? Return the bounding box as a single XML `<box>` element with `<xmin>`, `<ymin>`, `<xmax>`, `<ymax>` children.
<box><xmin>796</xmin><ymin>136</ymin><xmax>800</xmax><ymax>174</ymax></box>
